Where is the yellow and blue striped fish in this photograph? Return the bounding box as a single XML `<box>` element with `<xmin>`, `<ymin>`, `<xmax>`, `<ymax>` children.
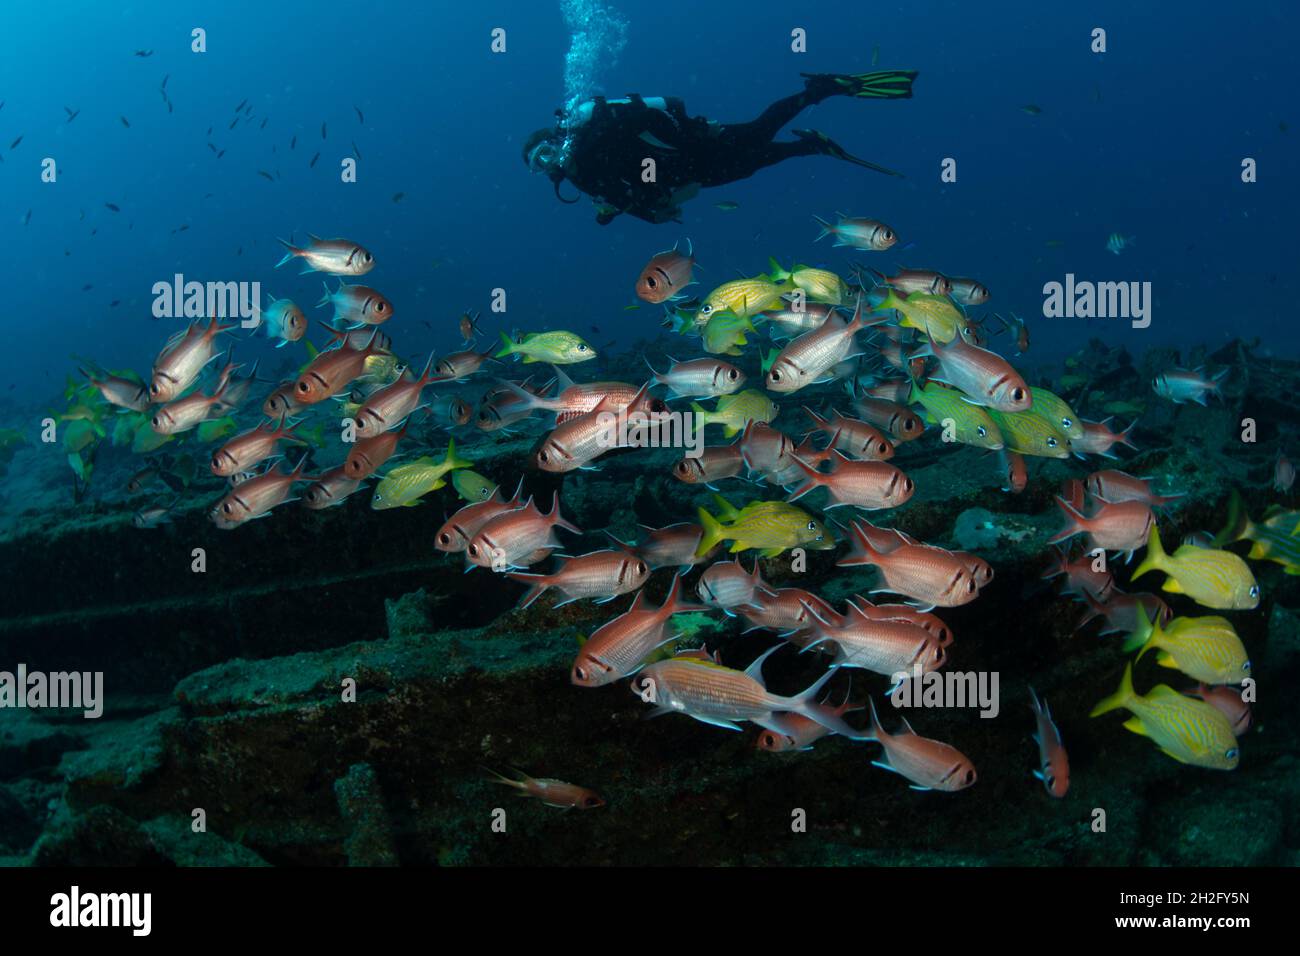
<box><xmin>696</xmin><ymin>494</ymin><xmax>834</xmax><ymax>558</ymax></box>
<box><xmin>1214</xmin><ymin>490</ymin><xmax>1300</xmax><ymax>575</ymax></box>
<box><xmin>1090</xmin><ymin>662</ymin><xmax>1239</xmax><ymax>769</ymax></box>
<box><xmin>987</xmin><ymin>408</ymin><xmax>1071</xmax><ymax>459</ymax></box>
<box><xmin>1121</xmin><ymin>610</ymin><xmax>1251</xmax><ymax>685</ymax></box>
<box><xmin>1132</xmin><ymin>524</ymin><xmax>1259</xmax><ymax>610</ymax></box>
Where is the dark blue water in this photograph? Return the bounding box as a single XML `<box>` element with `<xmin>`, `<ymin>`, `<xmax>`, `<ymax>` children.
<box><xmin>2</xmin><ymin>0</ymin><xmax>1296</xmax><ymax>399</ymax></box>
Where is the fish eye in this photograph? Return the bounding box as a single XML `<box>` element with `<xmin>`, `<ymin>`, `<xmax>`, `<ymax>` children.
<box><xmin>222</xmin><ymin>502</ymin><xmax>232</xmax><ymax>514</ymax></box>
<box><xmin>538</xmin><ymin>451</ymin><xmax>549</xmax><ymax>463</ymax></box>
<box><xmin>438</xmin><ymin>532</ymin><xmax>451</xmax><ymax>545</ymax></box>
<box><xmin>806</xmin><ymin>521</ymin><xmax>816</xmax><ymax>530</ymax></box>
<box><xmin>1011</xmin><ymin>388</ymin><xmax>1024</xmax><ymax>401</ymax></box>
<box><xmin>1226</xmin><ymin>748</ymin><xmax>1239</xmax><ymax>760</ymax></box>
<box><xmin>728</xmin><ymin>368</ymin><xmax>739</xmax><ymax>379</ymax></box>
<box><xmin>701</xmin><ymin>304</ymin><xmax>713</xmax><ymax>315</ymax></box>
<box><xmin>770</xmin><ymin>370</ymin><xmax>781</xmax><ymax>381</ymax></box>
<box><xmin>967</xmin><ymin>579</ymin><xmax>976</xmax><ymax>592</ymax></box>
<box><xmin>583</xmin><ymin>797</ymin><xmax>600</xmax><ymax>807</ymax></box>
<box><xmin>878</xmin><ymin>442</ymin><xmax>888</xmax><ymax>454</ymax></box>
<box><xmin>977</xmin><ymin>426</ymin><xmax>987</xmax><ymax>437</ymax></box>
<box><xmin>297</xmin><ymin>381</ymin><xmax>309</xmax><ymax>392</ymax></box>
<box><xmin>577</xmin><ymin>344</ymin><xmax>588</xmax><ymax>352</ymax></box>
<box><xmin>1062</xmin><ymin>418</ymin><xmax>1073</xmax><ymax>428</ymax></box>
<box><xmin>904</xmin><ymin>478</ymin><xmax>914</xmax><ymax>491</ymax></box>
<box><xmin>151</xmin><ymin>417</ymin><xmax>160</xmax><ymax>426</ymax></box>
<box><xmin>1047</xmin><ymin>437</ymin><xmax>1058</xmax><ymax>447</ymax></box>
<box><xmin>1243</xmin><ymin>660</ymin><xmax>1252</xmax><ymax>672</ymax></box>
<box><xmin>644</xmin><ymin>276</ymin><xmax>658</xmax><ymax>288</ymax></box>
<box><xmin>467</xmin><ymin>544</ymin><xmax>478</xmax><ymax>556</ymax></box>
<box><xmin>1249</xmin><ymin>586</ymin><xmax>1260</xmax><ymax>598</ymax></box>
<box><xmin>964</xmin><ymin>769</ymin><xmax>974</xmax><ymax>784</ymax></box>
<box><xmin>573</xmin><ymin>666</ymin><xmax>587</xmax><ymax>682</ymax></box>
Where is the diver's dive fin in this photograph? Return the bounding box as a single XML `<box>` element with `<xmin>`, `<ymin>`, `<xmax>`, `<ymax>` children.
<box><xmin>792</xmin><ymin>129</ymin><xmax>904</xmax><ymax>178</ymax></box>
<box><xmin>801</xmin><ymin>70</ymin><xmax>918</xmax><ymax>100</ymax></box>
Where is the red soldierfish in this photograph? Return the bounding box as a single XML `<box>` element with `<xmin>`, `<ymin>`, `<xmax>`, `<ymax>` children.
<box><xmin>435</xmin><ymin>348</ymin><xmax>495</xmax><ymax>381</ymax></box>
<box><xmin>947</xmin><ymin>276</ymin><xmax>990</xmax><ymax>306</ymax></box>
<box><xmin>851</xmin><ymin>396</ymin><xmax>925</xmax><ymax>442</ymax></box>
<box><xmin>787</xmin><ymin>452</ymin><xmax>914</xmax><ymax>510</ymax></box>
<box><xmin>1048</xmin><ymin>496</ymin><xmax>1155</xmax><ymax>557</ymax></box>
<box><xmin>632</xmin><ymin>644</ymin><xmax>856</xmax><ymax>738</ymax></box>
<box><xmin>635</xmin><ymin>239</ymin><xmax>697</xmax><ymax>304</ymax></box>
<box><xmin>465</xmin><ymin>491</ymin><xmax>581</xmax><ymax>570</ymax></box>
<box><xmin>839</xmin><ymin>520</ymin><xmax>981</xmax><ymax>609</ymax></box>
<box><xmin>507</xmin><ymin>548</ymin><xmax>650</xmax><ymax>610</ymax></box>
<box><xmin>210</xmin><ymin>456</ymin><xmax>309</xmax><ymax>528</ymax></box>
<box><xmin>614</xmin><ymin>522</ymin><xmax>719</xmax><ymax>571</ymax></box>
<box><xmin>696</xmin><ymin>558</ymin><xmax>769</xmax><ymax>614</ymax></box>
<box><xmin>435</xmin><ymin>483</ymin><xmax>522</xmax><ymax>553</ymax></box>
<box><xmin>344</xmin><ymin>418</ymin><xmax>412</xmax><ymax>478</ymax></box>
<box><xmin>570</xmin><ymin>573</ymin><xmax>708</xmax><ymax>687</ymax></box>
<box><xmin>149</xmin><ymin>316</ymin><xmax>235</xmax><ymax>403</ymax></box>
<box><xmin>1074</xmin><ymin>418</ymin><xmax>1138</xmax><ymax>458</ymax></box>
<box><xmin>923</xmin><ymin>336</ymin><xmax>1031</xmax><ymax>412</ymax></box>
<box><xmin>276</xmin><ymin>234</ymin><xmax>374</xmax><ymax>276</ymax></box>
<box><xmin>353</xmin><ymin>353</ymin><xmax>444</xmax><ymax>436</ymax></box>
<box><xmin>756</xmin><ymin>688</ymin><xmax>863</xmax><ymax>752</ymax></box>
<box><xmin>150</xmin><ymin>369</ymin><xmax>234</xmax><ymax>434</ymax></box>
<box><xmin>302</xmin><ymin>466</ymin><xmax>363</xmax><ymax>510</ymax></box>
<box><xmin>861</xmin><ymin>697</ymin><xmax>977</xmax><ymax>791</ymax></box>
<box><xmin>1084</xmin><ymin>470</ymin><xmax>1184</xmax><ymax>508</ymax></box>
<box><xmin>672</xmin><ymin>444</ymin><xmax>745</xmax><ymax>486</ymax></box>
<box><xmin>1185</xmin><ymin>684</ymin><xmax>1253</xmax><ymax>737</ymax></box>
<box><xmin>210</xmin><ymin>414</ymin><xmax>305</xmax><ymax>476</ymax></box>
<box><xmin>804</xmin><ymin>407</ymin><xmax>894</xmax><ymax>460</ymax></box>
<box><xmin>485</xmin><ymin>768</ymin><xmax>604</xmax><ymax>809</ymax></box>
<box><xmin>1029</xmin><ymin>687</ymin><xmax>1069</xmax><ymax>798</ymax></box>
<box><xmin>765</xmin><ymin>296</ymin><xmax>884</xmax><ymax>393</ymax></box>
<box><xmin>801</xmin><ymin>597</ymin><xmax>946</xmax><ymax>677</ymax></box>
<box><xmin>294</xmin><ymin>328</ymin><xmax>389</xmax><ymax>405</ymax></box>
<box><xmin>80</xmin><ymin>365</ymin><xmax>149</xmax><ymax>412</ymax></box>
<box><xmin>646</xmin><ymin>355</ymin><xmax>745</xmax><ymax>399</ymax></box>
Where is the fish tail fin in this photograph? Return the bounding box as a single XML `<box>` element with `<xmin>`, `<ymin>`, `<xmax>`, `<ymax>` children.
<box><xmin>786</xmin><ymin>454</ymin><xmax>824</xmax><ymax>502</ymax></box>
<box><xmin>1116</xmin><ymin>418</ymin><xmax>1139</xmax><ymax>451</ymax></box>
<box><xmin>315</xmin><ymin>281</ymin><xmax>332</xmax><ymax>309</ymax></box>
<box><xmin>1130</xmin><ymin>523</ymin><xmax>1165</xmax><ymax>582</ymax></box>
<box><xmin>661</xmin><ymin>571</ymin><xmax>709</xmax><ymax>616</ymax></box>
<box><xmin>274</xmin><ymin>237</ymin><xmax>300</xmax><ymax>268</ymax></box>
<box><xmin>504</xmin><ymin>572</ymin><xmax>550</xmax><ymax>610</ymax></box>
<box><xmin>1046</xmin><ymin>495</ymin><xmax>1087</xmax><ymax>546</ymax></box>
<box><xmin>796</xmin><ymin>669</ymin><xmax>864</xmax><ymax>738</ymax></box>
<box><xmin>695</xmin><ymin>505</ymin><xmax>725</xmax><ymax>558</ymax></box>
<box><xmin>812</xmin><ymin>215</ymin><xmax>835</xmax><ymax>243</ymax></box>
<box><xmin>494</xmin><ymin>331</ymin><xmax>517</xmax><ymax>360</ymax></box>
<box><xmin>643</xmin><ymin>356</ymin><xmax>663</xmax><ymax>382</ymax></box>
<box><xmin>1212</xmin><ymin>489</ymin><xmax>1251</xmax><ymax>546</ymax></box>
<box><xmin>842</xmin><ymin>519</ymin><xmax>882</xmax><ymax>567</ymax></box>
<box><xmin>1089</xmin><ymin>661</ymin><xmax>1136</xmax><ymax>718</ymax></box>
<box><xmin>1120</xmin><ymin>606</ymin><xmax>1158</xmax><ymax>655</ymax></box>
<box><xmin>481</xmin><ymin>766</ymin><xmax>528</xmax><ymax>791</ymax></box>
<box><xmin>445</xmin><ymin>437</ymin><xmax>474</xmax><ymax>472</ymax></box>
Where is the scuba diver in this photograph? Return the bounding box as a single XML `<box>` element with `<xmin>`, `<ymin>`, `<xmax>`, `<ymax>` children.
<box><xmin>523</xmin><ymin>70</ymin><xmax>917</xmax><ymax>226</ymax></box>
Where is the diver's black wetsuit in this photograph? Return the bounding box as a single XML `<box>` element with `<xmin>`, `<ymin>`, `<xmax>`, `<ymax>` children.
<box><xmin>539</xmin><ymin>71</ymin><xmax>916</xmax><ymax>225</ymax></box>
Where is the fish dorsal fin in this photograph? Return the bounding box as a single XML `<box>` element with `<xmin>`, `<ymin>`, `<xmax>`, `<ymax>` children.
<box><xmin>550</xmin><ymin>364</ymin><xmax>575</xmax><ymax>396</ymax></box>
<box><xmin>744</xmin><ymin>643</ymin><xmax>782</xmax><ymax>684</ymax></box>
